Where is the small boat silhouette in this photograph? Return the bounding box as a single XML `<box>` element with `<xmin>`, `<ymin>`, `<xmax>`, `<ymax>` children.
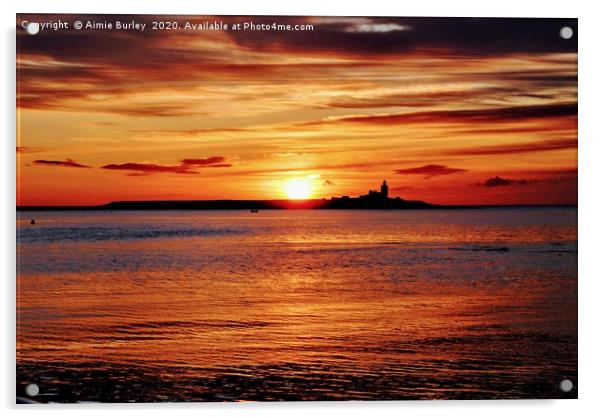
<box><xmin>250</xmin><ymin>209</ymin><xmax>259</xmax><ymax>213</ymax></box>
<box><xmin>30</xmin><ymin>219</ymin><xmax>35</xmax><ymax>225</ymax></box>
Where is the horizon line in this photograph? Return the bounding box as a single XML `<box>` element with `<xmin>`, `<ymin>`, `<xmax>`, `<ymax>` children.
<box><xmin>16</xmin><ymin>199</ymin><xmax>578</xmax><ymax>211</ymax></box>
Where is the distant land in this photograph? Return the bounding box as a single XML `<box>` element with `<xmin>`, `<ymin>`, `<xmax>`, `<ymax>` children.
<box><xmin>17</xmin><ymin>199</ymin><xmax>577</xmax><ymax>212</ymax></box>
<box><xmin>18</xmin><ymin>180</ymin><xmax>432</xmax><ymax>210</ymax></box>
<box><xmin>17</xmin><ymin>198</ymin><xmax>435</xmax><ymax>211</ymax></box>
<box><xmin>16</xmin><ymin>181</ymin><xmax>576</xmax><ymax>211</ymax></box>
<box><xmin>16</xmin><ymin>199</ymin><xmax>578</xmax><ymax>211</ymax></box>
<box><xmin>109</xmin><ymin>197</ymin><xmax>436</xmax><ymax>210</ymax></box>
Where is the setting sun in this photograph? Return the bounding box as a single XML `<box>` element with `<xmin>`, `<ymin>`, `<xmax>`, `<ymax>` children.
<box><xmin>284</xmin><ymin>178</ymin><xmax>312</xmax><ymax>200</ymax></box>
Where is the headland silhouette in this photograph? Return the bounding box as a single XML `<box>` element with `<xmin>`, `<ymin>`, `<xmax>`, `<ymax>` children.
<box><xmin>97</xmin><ymin>180</ymin><xmax>434</xmax><ymax>211</ymax></box>
<box><xmin>16</xmin><ymin>180</ymin><xmax>433</xmax><ymax>211</ymax></box>
<box><xmin>18</xmin><ymin>179</ymin><xmax>577</xmax><ymax>211</ymax></box>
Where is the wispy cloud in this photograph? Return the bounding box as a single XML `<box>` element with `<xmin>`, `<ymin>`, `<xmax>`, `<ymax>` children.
<box><xmin>310</xmin><ymin>103</ymin><xmax>577</xmax><ymax>126</ymax></box>
<box><xmin>227</xmin><ymin>17</ymin><xmax>577</xmax><ymax>56</ymax></box>
<box><xmin>345</xmin><ymin>23</ymin><xmax>412</xmax><ymax>33</ymax></box>
<box><xmin>394</xmin><ymin>164</ymin><xmax>467</xmax><ymax>178</ymax></box>
<box><xmin>181</xmin><ymin>157</ymin><xmax>230</xmax><ymax>167</ymax></box>
<box><xmin>101</xmin><ymin>162</ymin><xmax>199</xmax><ymax>175</ymax></box>
<box><xmin>481</xmin><ymin>176</ymin><xmax>538</xmax><ymax>187</ymax></box>
<box><xmin>443</xmin><ymin>138</ymin><xmax>577</xmax><ymax>157</ymax></box>
<box><xmin>33</xmin><ymin>159</ymin><xmax>90</xmax><ymax>168</ymax></box>
<box><xmin>101</xmin><ymin>157</ymin><xmax>231</xmax><ymax>175</ymax></box>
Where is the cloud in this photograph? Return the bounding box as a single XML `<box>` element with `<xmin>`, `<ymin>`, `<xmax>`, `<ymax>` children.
<box><xmin>227</xmin><ymin>17</ymin><xmax>577</xmax><ymax>56</ymax></box>
<box><xmin>15</xmin><ymin>13</ymin><xmax>578</xmax><ymax>140</ymax></box>
<box><xmin>181</xmin><ymin>157</ymin><xmax>228</xmax><ymax>166</ymax></box>
<box><xmin>136</xmin><ymin>127</ymin><xmax>251</xmax><ymax>137</ymax></box>
<box><xmin>33</xmin><ymin>158</ymin><xmax>90</xmax><ymax>168</ymax></box>
<box><xmin>311</xmin><ymin>102</ymin><xmax>577</xmax><ymax>126</ymax></box>
<box><xmin>17</xmin><ymin>146</ymin><xmax>46</xmax><ymax>154</ymax></box>
<box><xmin>101</xmin><ymin>162</ymin><xmax>198</xmax><ymax>175</ymax></box>
<box><xmin>101</xmin><ymin>156</ymin><xmax>230</xmax><ymax>175</ymax></box>
<box><xmin>209</xmin><ymin>159</ymin><xmax>428</xmax><ymax>178</ymax></box>
<box><xmin>481</xmin><ymin>176</ymin><xmax>538</xmax><ymax>187</ymax></box>
<box><xmin>322</xmin><ymin>79</ymin><xmax>575</xmax><ymax>110</ymax></box>
<box><xmin>346</xmin><ymin>23</ymin><xmax>412</xmax><ymax>33</ymax></box>
<box><xmin>323</xmin><ymin>90</ymin><xmax>482</xmax><ymax>110</ymax></box>
<box><xmin>103</xmin><ymin>104</ymin><xmax>206</xmax><ymax>118</ymax></box>
<box><xmin>18</xmin><ymin>17</ymin><xmax>577</xmax><ymax>71</ymax></box>
<box><xmin>473</xmin><ymin>69</ymin><xmax>577</xmax><ymax>88</ymax></box>
<box><xmin>443</xmin><ymin>138</ymin><xmax>577</xmax><ymax>157</ymax></box>
<box><xmin>394</xmin><ymin>164</ymin><xmax>467</xmax><ymax>178</ymax></box>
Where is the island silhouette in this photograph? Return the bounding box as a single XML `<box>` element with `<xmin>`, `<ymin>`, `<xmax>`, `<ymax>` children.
<box><xmin>100</xmin><ymin>180</ymin><xmax>435</xmax><ymax>211</ymax></box>
<box><xmin>19</xmin><ymin>180</ymin><xmax>441</xmax><ymax>211</ymax></box>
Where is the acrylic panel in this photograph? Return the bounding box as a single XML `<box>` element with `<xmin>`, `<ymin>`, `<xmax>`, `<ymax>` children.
<box><xmin>16</xmin><ymin>14</ymin><xmax>578</xmax><ymax>403</ymax></box>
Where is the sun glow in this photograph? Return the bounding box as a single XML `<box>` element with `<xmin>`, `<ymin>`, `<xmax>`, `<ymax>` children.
<box><xmin>284</xmin><ymin>178</ymin><xmax>312</xmax><ymax>200</ymax></box>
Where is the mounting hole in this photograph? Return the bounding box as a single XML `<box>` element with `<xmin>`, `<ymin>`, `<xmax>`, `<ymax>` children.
<box><xmin>25</xmin><ymin>22</ymin><xmax>40</xmax><ymax>35</ymax></box>
<box><xmin>559</xmin><ymin>379</ymin><xmax>573</xmax><ymax>392</ymax></box>
<box><xmin>559</xmin><ymin>26</ymin><xmax>573</xmax><ymax>40</ymax></box>
<box><xmin>25</xmin><ymin>383</ymin><xmax>39</xmax><ymax>397</ymax></box>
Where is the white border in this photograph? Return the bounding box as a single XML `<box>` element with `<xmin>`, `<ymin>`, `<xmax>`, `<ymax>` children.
<box><xmin>3</xmin><ymin>1</ymin><xmax>601</xmax><ymax>417</ymax></box>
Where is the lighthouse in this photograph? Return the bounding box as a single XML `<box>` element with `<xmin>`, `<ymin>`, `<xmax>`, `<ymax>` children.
<box><xmin>380</xmin><ymin>180</ymin><xmax>389</xmax><ymax>199</ymax></box>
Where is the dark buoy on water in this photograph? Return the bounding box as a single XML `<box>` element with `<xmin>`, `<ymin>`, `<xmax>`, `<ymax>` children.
<box><xmin>30</xmin><ymin>219</ymin><xmax>35</xmax><ymax>225</ymax></box>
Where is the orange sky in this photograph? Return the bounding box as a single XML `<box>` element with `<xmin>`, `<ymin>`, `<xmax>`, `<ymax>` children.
<box><xmin>17</xmin><ymin>15</ymin><xmax>577</xmax><ymax>206</ymax></box>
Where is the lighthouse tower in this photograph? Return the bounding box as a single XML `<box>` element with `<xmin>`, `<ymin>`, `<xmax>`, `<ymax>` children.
<box><xmin>380</xmin><ymin>180</ymin><xmax>389</xmax><ymax>199</ymax></box>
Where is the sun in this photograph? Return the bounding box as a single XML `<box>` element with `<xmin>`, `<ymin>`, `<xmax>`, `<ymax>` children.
<box><xmin>284</xmin><ymin>178</ymin><xmax>312</xmax><ymax>200</ymax></box>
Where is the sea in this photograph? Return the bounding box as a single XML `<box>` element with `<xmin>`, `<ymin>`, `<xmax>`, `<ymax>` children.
<box><xmin>16</xmin><ymin>208</ymin><xmax>578</xmax><ymax>402</ymax></box>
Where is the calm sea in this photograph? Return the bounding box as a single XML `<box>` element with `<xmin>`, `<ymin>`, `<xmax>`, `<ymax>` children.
<box><xmin>16</xmin><ymin>208</ymin><xmax>578</xmax><ymax>402</ymax></box>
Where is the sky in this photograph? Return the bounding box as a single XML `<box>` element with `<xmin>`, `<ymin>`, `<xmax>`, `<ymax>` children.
<box><xmin>17</xmin><ymin>15</ymin><xmax>577</xmax><ymax>206</ymax></box>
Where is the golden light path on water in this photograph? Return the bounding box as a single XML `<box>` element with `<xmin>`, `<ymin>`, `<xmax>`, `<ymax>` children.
<box><xmin>17</xmin><ymin>209</ymin><xmax>577</xmax><ymax>401</ymax></box>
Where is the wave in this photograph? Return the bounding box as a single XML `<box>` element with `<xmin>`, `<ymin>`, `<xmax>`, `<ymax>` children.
<box><xmin>17</xmin><ymin>226</ymin><xmax>246</xmax><ymax>243</ymax></box>
<box><xmin>448</xmin><ymin>246</ymin><xmax>510</xmax><ymax>252</ymax></box>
